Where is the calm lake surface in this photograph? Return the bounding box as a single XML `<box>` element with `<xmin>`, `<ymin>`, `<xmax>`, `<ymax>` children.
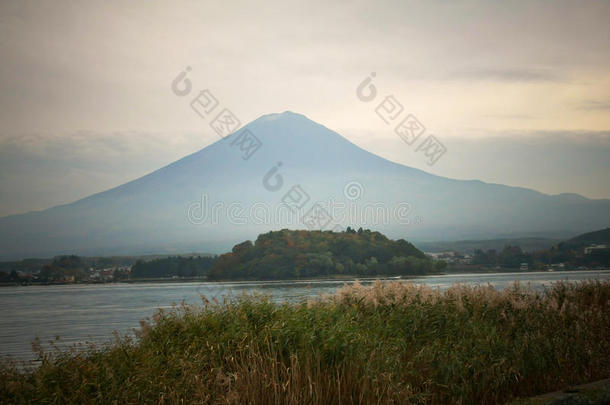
<box><xmin>1</xmin><ymin>270</ymin><xmax>609</xmax><ymax>363</ymax></box>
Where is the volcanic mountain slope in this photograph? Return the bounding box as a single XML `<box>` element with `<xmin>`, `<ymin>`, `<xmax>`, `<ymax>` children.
<box><xmin>0</xmin><ymin>111</ymin><xmax>608</xmax><ymax>259</ymax></box>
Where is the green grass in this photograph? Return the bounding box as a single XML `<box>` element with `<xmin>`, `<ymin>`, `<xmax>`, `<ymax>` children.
<box><xmin>1</xmin><ymin>280</ymin><xmax>609</xmax><ymax>404</ymax></box>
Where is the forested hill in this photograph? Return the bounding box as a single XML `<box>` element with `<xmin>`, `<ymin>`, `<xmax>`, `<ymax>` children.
<box><xmin>565</xmin><ymin>228</ymin><xmax>610</xmax><ymax>247</ymax></box>
<box><xmin>209</xmin><ymin>228</ymin><xmax>443</xmax><ymax>280</ymax></box>
<box><xmin>131</xmin><ymin>256</ymin><xmax>217</xmax><ymax>279</ymax></box>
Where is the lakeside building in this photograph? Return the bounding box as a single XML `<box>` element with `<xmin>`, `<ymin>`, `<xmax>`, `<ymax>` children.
<box><xmin>584</xmin><ymin>244</ymin><xmax>608</xmax><ymax>255</ymax></box>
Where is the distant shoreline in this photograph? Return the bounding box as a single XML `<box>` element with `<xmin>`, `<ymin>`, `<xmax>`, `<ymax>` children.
<box><xmin>2</xmin><ymin>268</ymin><xmax>609</xmax><ymax>288</ymax></box>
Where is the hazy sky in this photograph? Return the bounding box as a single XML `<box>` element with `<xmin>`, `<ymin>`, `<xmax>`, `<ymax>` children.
<box><xmin>1</xmin><ymin>0</ymin><xmax>609</xmax><ymax>216</ymax></box>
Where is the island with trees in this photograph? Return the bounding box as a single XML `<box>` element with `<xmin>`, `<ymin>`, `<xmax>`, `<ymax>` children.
<box><xmin>208</xmin><ymin>228</ymin><xmax>444</xmax><ymax>280</ymax></box>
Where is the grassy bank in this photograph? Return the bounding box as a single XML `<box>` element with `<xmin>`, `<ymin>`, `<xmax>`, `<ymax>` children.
<box><xmin>1</xmin><ymin>280</ymin><xmax>609</xmax><ymax>404</ymax></box>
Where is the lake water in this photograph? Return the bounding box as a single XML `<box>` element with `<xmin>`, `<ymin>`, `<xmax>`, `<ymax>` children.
<box><xmin>1</xmin><ymin>270</ymin><xmax>609</xmax><ymax>364</ymax></box>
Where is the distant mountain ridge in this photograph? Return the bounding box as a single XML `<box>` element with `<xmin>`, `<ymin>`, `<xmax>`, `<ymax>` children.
<box><xmin>0</xmin><ymin>111</ymin><xmax>609</xmax><ymax>259</ymax></box>
<box><xmin>415</xmin><ymin>237</ymin><xmax>561</xmax><ymax>255</ymax></box>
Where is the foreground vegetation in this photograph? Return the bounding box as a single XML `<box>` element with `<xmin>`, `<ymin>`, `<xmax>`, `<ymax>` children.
<box><xmin>1</xmin><ymin>280</ymin><xmax>609</xmax><ymax>404</ymax></box>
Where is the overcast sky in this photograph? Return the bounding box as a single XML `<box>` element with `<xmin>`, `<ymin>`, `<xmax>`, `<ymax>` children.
<box><xmin>1</xmin><ymin>0</ymin><xmax>609</xmax><ymax>216</ymax></box>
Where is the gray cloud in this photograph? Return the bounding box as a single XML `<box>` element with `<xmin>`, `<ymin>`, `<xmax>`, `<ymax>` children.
<box><xmin>1</xmin><ymin>0</ymin><xmax>609</xmax><ymax>133</ymax></box>
<box><xmin>482</xmin><ymin>114</ymin><xmax>536</xmax><ymax>120</ymax></box>
<box><xmin>0</xmin><ymin>130</ymin><xmax>211</xmax><ymax>216</ymax></box>
<box><xmin>449</xmin><ymin>68</ymin><xmax>561</xmax><ymax>83</ymax></box>
<box><xmin>577</xmin><ymin>100</ymin><xmax>610</xmax><ymax>111</ymax></box>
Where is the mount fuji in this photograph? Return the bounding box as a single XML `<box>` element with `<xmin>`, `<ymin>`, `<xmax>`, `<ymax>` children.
<box><xmin>1</xmin><ymin>111</ymin><xmax>609</xmax><ymax>259</ymax></box>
